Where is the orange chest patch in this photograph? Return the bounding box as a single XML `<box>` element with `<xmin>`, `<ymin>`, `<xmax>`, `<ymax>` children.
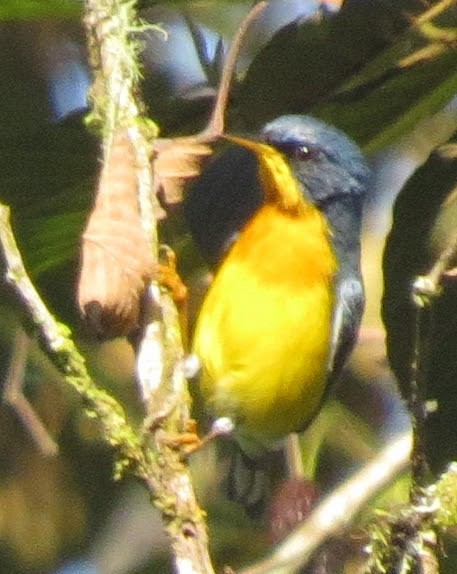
<box><xmin>229</xmin><ymin>203</ymin><xmax>336</xmax><ymax>289</ymax></box>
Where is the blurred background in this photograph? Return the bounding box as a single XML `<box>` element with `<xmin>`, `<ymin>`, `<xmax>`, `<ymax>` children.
<box><xmin>1</xmin><ymin>0</ymin><xmax>457</xmax><ymax>572</ymax></box>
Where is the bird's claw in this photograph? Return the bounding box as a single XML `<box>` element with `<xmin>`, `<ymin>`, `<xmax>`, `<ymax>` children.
<box><xmin>157</xmin><ymin>244</ymin><xmax>188</xmax><ymax>305</ymax></box>
<box><xmin>164</xmin><ymin>417</ymin><xmax>235</xmax><ymax>459</ymax></box>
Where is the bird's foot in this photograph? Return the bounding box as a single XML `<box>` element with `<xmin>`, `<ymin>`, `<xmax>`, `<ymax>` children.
<box><xmin>161</xmin><ymin>419</ymin><xmax>202</xmax><ymax>456</ymax></box>
<box><xmin>186</xmin><ymin>417</ymin><xmax>234</xmax><ymax>455</ymax></box>
<box><xmin>165</xmin><ymin>417</ymin><xmax>235</xmax><ymax>458</ymax></box>
<box><xmin>156</xmin><ymin>244</ymin><xmax>189</xmax><ymax>349</ymax></box>
<box><xmin>156</xmin><ymin>244</ymin><xmax>188</xmax><ymax>304</ymax></box>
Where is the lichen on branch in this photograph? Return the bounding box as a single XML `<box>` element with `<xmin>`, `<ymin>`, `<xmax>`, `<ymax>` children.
<box><xmin>0</xmin><ymin>203</ymin><xmax>145</xmax><ymax>478</ymax></box>
<box><xmin>79</xmin><ymin>1</ymin><xmax>215</xmax><ymax>572</ymax></box>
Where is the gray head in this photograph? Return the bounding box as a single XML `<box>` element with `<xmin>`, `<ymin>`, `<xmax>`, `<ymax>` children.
<box><xmin>261</xmin><ymin>114</ymin><xmax>370</xmax><ymax>207</ymax></box>
<box><xmin>185</xmin><ymin>114</ymin><xmax>370</xmax><ymax>266</ymax></box>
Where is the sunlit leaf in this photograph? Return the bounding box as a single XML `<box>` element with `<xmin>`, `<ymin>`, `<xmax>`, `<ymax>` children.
<box><xmin>317</xmin><ymin>48</ymin><xmax>457</xmax><ymax>153</ymax></box>
<box><xmin>236</xmin><ymin>0</ymin><xmax>457</xmax><ymax>153</ymax></box>
<box><xmin>0</xmin><ymin>0</ymin><xmax>82</xmax><ymax>20</ymax></box>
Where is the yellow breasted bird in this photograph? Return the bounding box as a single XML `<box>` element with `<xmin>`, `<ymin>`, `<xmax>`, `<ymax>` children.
<box><xmin>185</xmin><ymin>115</ymin><xmax>370</xmax><ymax>514</ymax></box>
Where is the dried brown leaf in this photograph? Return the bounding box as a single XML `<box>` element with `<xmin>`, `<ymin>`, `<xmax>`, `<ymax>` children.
<box><xmin>78</xmin><ymin>129</ymin><xmax>154</xmax><ymax>337</ymax></box>
<box><xmin>153</xmin><ymin>139</ymin><xmax>213</xmax><ymax>205</ymax></box>
<box><xmin>152</xmin><ymin>2</ymin><xmax>268</xmax><ymax>206</ymax></box>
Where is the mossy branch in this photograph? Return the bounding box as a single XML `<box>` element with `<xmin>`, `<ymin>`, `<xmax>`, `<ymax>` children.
<box><xmin>82</xmin><ymin>0</ymin><xmax>214</xmax><ymax>572</ymax></box>
<box><xmin>0</xmin><ymin>202</ymin><xmax>214</xmax><ymax>573</ymax></box>
<box><xmin>0</xmin><ymin>203</ymin><xmax>145</xmax><ymax>476</ymax></box>
<box><xmin>0</xmin><ymin>0</ymin><xmax>215</xmax><ymax>572</ymax></box>
<box><xmin>364</xmin><ymin>463</ymin><xmax>457</xmax><ymax>574</ymax></box>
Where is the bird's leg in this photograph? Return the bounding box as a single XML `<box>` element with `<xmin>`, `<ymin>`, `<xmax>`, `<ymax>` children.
<box><xmin>200</xmin><ymin>417</ymin><xmax>235</xmax><ymax>448</ymax></box>
<box><xmin>285</xmin><ymin>433</ymin><xmax>305</xmax><ymax>479</ymax></box>
<box><xmin>154</xmin><ymin>246</ymin><xmax>235</xmax><ymax>455</ymax></box>
<box><xmin>184</xmin><ymin>416</ymin><xmax>235</xmax><ymax>458</ymax></box>
<box><xmin>165</xmin><ymin>416</ymin><xmax>235</xmax><ymax>458</ymax></box>
<box><xmin>156</xmin><ymin>244</ymin><xmax>189</xmax><ymax>351</ymax></box>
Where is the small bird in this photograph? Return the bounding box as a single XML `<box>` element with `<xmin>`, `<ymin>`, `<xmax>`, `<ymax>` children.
<box><xmin>185</xmin><ymin>115</ymin><xmax>370</xmax><ymax>514</ymax></box>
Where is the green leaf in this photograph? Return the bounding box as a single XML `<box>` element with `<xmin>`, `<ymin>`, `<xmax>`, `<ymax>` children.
<box><xmin>236</xmin><ymin>0</ymin><xmax>419</xmax><ymax>127</ymax></box>
<box><xmin>17</xmin><ymin>205</ymin><xmax>86</xmax><ymax>276</ymax></box>
<box><xmin>0</xmin><ymin>0</ymin><xmax>82</xmax><ymax>20</ymax></box>
<box><xmin>316</xmin><ymin>47</ymin><xmax>457</xmax><ymax>154</ymax></box>
<box><xmin>382</xmin><ymin>132</ymin><xmax>457</xmax><ymax>472</ymax></box>
<box><xmin>236</xmin><ymin>0</ymin><xmax>457</xmax><ymax>152</ymax></box>
<box><xmin>0</xmin><ymin>119</ymin><xmax>97</xmax><ymax>279</ymax></box>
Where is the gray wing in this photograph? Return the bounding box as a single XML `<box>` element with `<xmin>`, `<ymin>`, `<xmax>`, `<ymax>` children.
<box><xmin>328</xmin><ymin>273</ymin><xmax>365</xmax><ymax>383</ymax></box>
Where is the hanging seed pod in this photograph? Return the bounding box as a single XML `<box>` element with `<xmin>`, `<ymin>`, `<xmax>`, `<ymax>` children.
<box><xmin>77</xmin><ymin>129</ymin><xmax>154</xmax><ymax>338</ymax></box>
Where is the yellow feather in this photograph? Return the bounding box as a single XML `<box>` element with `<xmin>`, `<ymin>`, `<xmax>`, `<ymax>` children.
<box><xmin>193</xmin><ymin>139</ymin><xmax>337</xmax><ymax>453</ymax></box>
<box><xmin>225</xmin><ymin>135</ymin><xmax>306</xmax><ymax>213</ymax></box>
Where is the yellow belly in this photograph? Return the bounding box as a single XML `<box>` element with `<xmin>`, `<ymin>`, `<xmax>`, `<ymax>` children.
<box><xmin>193</xmin><ymin>204</ymin><xmax>336</xmax><ymax>450</ymax></box>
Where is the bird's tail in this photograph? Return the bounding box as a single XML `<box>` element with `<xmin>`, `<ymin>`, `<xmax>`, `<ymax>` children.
<box><xmin>226</xmin><ymin>443</ymin><xmax>286</xmax><ymax>518</ymax></box>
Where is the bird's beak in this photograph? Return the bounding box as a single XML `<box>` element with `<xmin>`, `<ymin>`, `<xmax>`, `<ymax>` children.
<box><xmin>223</xmin><ymin>135</ymin><xmax>307</xmax><ymax>213</ymax></box>
<box><xmin>223</xmin><ymin>134</ymin><xmax>269</xmax><ymax>155</ymax></box>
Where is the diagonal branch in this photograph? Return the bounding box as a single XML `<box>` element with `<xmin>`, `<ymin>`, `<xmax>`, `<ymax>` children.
<box><xmin>239</xmin><ymin>433</ymin><xmax>412</xmax><ymax>574</ymax></box>
<box><xmin>0</xmin><ymin>203</ymin><xmax>145</xmax><ymax>474</ymax></box>
<box><xmin>0</xmin><ymin>201</ymin><xmax>214</xmax><ymax>573</ymax></box>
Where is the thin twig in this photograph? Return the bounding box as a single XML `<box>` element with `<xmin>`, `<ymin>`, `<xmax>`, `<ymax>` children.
<box><xmin>408</xmin><ymin>230</ymin><xmax>457</xmax><ymax>496</ymax></box>
<box><xmin>201</xmin><ymin>1</ymin><xmax>268</xmax><ymax>140</ymax></box>
<box><xmin>0</xmin><ymin>203</ymin><xmax>145</xmax><ymax>474</ymax></box>
<box><xmin>3</xmin><ymin>328</ymin><xmax>59</xmax><ymax>456</ymax></box>
<box><xmin>381</xmin><ymin>228</ymin><xmax>457</xmax><ymax>573</ymax></box>
<box><xmin>417</xmin><ymin>231</ymin><xmax>457</xmax><ymax>295</ymax></box>
<box><xmin>238</xmin><ymin>433</ymin><xmax>412</xmax><ymax>574</ymax></box>
<box><xmin>415</xmin><ymin>0</ymin><xmax>457</xmax><ymax>27</ymax></box>
<box><xmin>408</xmin><ymin>301</ymin><xmax>431</xmax><ymax>498</ymax></box>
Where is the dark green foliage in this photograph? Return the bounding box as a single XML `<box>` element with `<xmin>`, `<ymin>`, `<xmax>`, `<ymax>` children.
<box><xmin>2</xmin><ymin>0</ymin><xmax>457</xmax><ymax>312</ymax></box>
<box><xmin>237</xmin><ymin>1</ymin><xmax>457</xmax><ymax>152</ymax></box>
<box><xmin>0</xmin><ymin>0</ymin><xmax>82</xmax><ymax>21</ymax></box>
<box><xmin>2</xmin><ymin>1</ymin><xmax>457</xmax><ymax>572</ymax></box>
<box><xmin>382</xmin><ymin>135</ymin><xmax>457</xmax><ymax>473</ymax></box>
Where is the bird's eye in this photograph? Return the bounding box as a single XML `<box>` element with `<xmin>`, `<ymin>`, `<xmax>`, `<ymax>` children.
<box><xmin>263</xmin><ymin>136</ymin><xmax>317</xmax><ymax>161</ymax></box>
<box><xmin>295</xmin><ymin>145</ymin><xmax>312</xmax><ymax>160</ymax></box>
